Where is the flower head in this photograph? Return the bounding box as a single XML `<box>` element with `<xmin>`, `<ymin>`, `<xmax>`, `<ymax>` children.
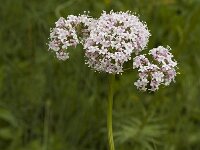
<box><xmin>48</xmin><ymin>14</ymin><xmax>93</xmax><ymax>60</ymax></box>
<box><xmin>133</xmin><ymin>46</ymin><xmax>178</xmax><ymax>91</ymax></box>
<box><xmin>84</xmin><ymin>11</ymin><xmax>150</xmax><ymax>74</ymax></box>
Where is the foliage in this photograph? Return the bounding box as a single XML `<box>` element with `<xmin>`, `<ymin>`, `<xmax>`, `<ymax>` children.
<box><xmin>0</xmin><ymin>0</ymin><xmax>200</xmax><ymax>150</ymax></box>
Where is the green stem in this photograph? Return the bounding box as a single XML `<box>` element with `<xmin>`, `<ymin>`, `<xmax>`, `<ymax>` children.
<box><xmin>107</xmin><ymin>74</ymin><xmax>115</xmax><ymax>150</ymax></box>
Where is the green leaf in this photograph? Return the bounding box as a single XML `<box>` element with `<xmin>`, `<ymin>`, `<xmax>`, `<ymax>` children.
<box><xmin>0</xmin><ymin>107</ymin><xmax>17</xmax><ymax>127</ymax></box>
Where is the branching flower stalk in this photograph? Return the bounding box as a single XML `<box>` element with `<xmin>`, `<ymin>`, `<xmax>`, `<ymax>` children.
<box><xmin>48</xmin><ymin>11</ymin><xmax>178</xmax><ymax>150</ymax></box>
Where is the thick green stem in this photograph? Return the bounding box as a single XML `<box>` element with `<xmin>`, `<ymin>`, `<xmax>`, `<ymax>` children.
<box><xmin>107</xmin><ymin>74</ymin><xmax>115</xmax><ymax>150</ymax></box>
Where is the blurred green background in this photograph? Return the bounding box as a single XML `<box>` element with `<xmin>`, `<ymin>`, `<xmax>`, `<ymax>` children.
<box><xmin>0</xmin><ymin>0</ymin><xmax>200</xmax><ymax>150</ymax></box>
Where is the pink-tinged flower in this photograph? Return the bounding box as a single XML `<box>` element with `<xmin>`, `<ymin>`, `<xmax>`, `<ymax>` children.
<box><xmin>133</xmin><ymin>55</ymin><xmax>149</xmax><ymax>69</ymax></box>
<box><xmin>48</xmin><ymin>14</ymin><xmax>94</xmax><ymax>60</ymax></box>
<box><xmin>133</xmin><ymin>46</ymin><xmax>178</xmax><ymax>91</ymax></box>
<box><xmin>84</xmin><ymin>11</ymin><xmax>150</xmax><ymax>74</ymax></box>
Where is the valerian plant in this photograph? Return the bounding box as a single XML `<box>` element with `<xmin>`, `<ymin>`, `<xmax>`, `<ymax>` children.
<box><xmin>48</xmin><ymin>11</ymin><xmax>178</xmax><ymax>150</ymax></box>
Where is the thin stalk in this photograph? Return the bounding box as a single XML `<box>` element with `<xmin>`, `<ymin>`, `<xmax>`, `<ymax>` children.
<box><xmin>107</xmin><ymin>74</ymin><xmax>115</xmax><ymax>150</ymax></box>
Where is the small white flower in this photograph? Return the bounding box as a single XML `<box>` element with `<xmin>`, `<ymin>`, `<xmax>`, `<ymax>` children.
<box><xmin>133</xmin><ymin>46</ymin><xmax>178</xmax><ymax>91</ymax></box>
<box><xmin>56</xmin><ymin>51</ymin><xmax>69</xmax><ymax>60</ymax></box>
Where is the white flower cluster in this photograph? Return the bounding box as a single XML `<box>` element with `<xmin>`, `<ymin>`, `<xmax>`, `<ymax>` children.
<box><xmin>48</xmin><ymin>14</ymin><xmax>93</xmax><ymax>60</ymax></box>
<box><xmin>48</xmin><ymin>11</ymin><xmax>178</xmax><ymax>91</ymax></box>
<box><xmin>133</xmin><ymin>46</ymin><xmax>177</xmax><ymax>91</ymax></box>
<box><xmin>84</xmin><ymin>11</ymin><xmax>150</xmax><ymax>74</ymax></box>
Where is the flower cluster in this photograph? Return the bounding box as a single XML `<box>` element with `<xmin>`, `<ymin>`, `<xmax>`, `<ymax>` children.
<box><xmin>48</xmin><ymin>11</ymin><xmax>178</xmax><ymax>91</ymax></box>
<box><xmin>84</xmin><ymin>11</ymin><xmax>150</xmax><ymax>74</ymax></box>
<box><xmin>133</xmin><ymin>46</ymin><xmax>177</xmax><ymax>91</ymax></box>
<box><xmin>48</xmin><ymin>14</ymin><xmax>93</xmax><ymax>60</ymax></box>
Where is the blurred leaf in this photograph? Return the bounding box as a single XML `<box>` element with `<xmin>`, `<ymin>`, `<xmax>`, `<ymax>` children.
<box><xmin>0</xmin><ymin>108</ymin><xmax>17</xmax><ymax>127</ymax></box>
<box><xmin>0</xmin><ymin>127</ymin><xmax>15</xmax><ymax>140</ymax></box>
<box><xmin>115</xmin><ymin>115</ymin><xmax>166</xmax><ymax>149</ymax></box>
